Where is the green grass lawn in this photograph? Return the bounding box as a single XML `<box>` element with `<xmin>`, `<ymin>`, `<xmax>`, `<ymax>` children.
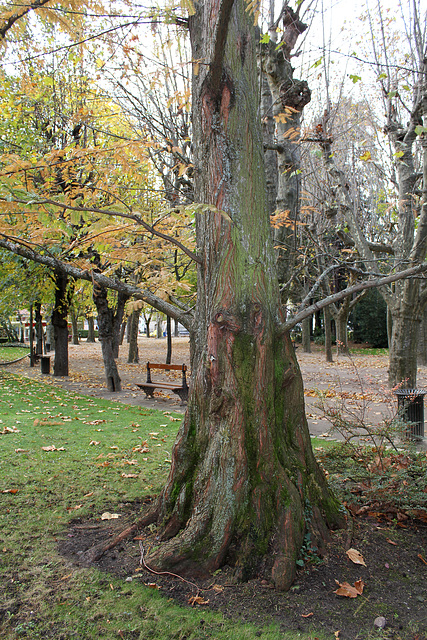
<box><xmin>0</xmin><ymin>346</ymin><xmax>30</xmax><ymax>362</ymax></box>
<box><xmin>0</xmin><ymin>371</ymin><xmax>325</xmax><ymax>640</ymax></box>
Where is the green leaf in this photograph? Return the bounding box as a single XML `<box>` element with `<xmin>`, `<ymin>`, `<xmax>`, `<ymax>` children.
<box><xmin>394</xmin><ymin>150</ymin><xmax>404</xmax><ymax>158</ymax></box>
<box><xmin>349</xmin><ymin>75</ymin><xmax>361</xmax><ymax>84</ymax></box>
<box><xmin>415</xmin><ymin>125</ymin><xmax>427</xmax><ymax>136</ymax></box>
<box><xmin>378</xmin><ymin>73</ymin><xmax>387</xmax><ymax>80</ymax></box>
<box><xmin>311</xmin><ymin>57</ymin><xmax>323</xmax><ymax>69</ymax></box>
<box><xmin>259</xmin><ymin>33</ymin><xmax>270</xmax><ymax>44</ymax></box>
<box><xmin>387</xmin><ymin>90</ymin><xmax>398</xmax><ymax>98</ymax></box>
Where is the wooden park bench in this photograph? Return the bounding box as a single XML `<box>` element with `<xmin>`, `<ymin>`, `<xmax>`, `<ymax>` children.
<box><xmin>136</xmin><ymin>362</ymin><xmax>189</xmax><ymax>402</ymax></box>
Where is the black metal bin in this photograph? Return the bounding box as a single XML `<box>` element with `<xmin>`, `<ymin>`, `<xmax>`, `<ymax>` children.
<box><xmin>394</xmin><ymin>389</ymin><xmax>426</xmax><ymax>440</ymax></box>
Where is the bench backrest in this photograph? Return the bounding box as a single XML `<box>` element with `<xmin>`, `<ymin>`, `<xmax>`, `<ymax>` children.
<box><xmin>146</xmin><ymin>362</ymin><xmax>188</xmax><ymax>386</ymax></box>
<box><xmin>147</xmin><ymin>362</ymin><xmax>187</xmax><ymax>372</ymax></box>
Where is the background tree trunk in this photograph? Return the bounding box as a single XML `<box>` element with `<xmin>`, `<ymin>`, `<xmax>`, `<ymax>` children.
<box><xmin>324</xmin><ymin>306</ymin><xmax>333</xmax><ymax>363</ymax></box>
<box><xmin>144</xmin><ymin>0</ymin><xmax>343</xmax><ymax>591</ymax></box>
<box><xmin>86</xmin><ymin>315</ymin><xmax>96</xmax><ymax>342</ymax></box>
<box><xmin>93</xmin><ymin>281</ymin><xmax>122</xmax><ymax>392</ymax></box>
<box><xmin>166</xmin><ymin>315</ymin><xmax>172</xmax><ymax>364</ymax></box>
<box><xmin>70</xmin><ymin>310</ymin><xmax>79</xmax><ymax>345</ymax></box>
<box><xmin>51</xmin><ymin>269</ymin><xmax>70</xmax><ymax>377</ymax></box>
<box><xmin>34</xmin><ymin>302</ymin><xmax>44</xmax><ymax>355</ymax></box>
<box><xmin>128</xmin><ymin>309</ymin><xmax>141</xmax><ymax>364</ymax></box>
<box><xmin>302</xmin><ymin>316</ymin><xmax>311</xmax><ymax>353</ymax></box>
<box><xmin>112</xmin><ymin>292</ymin><xmax>128</xmax><ymax>359</ymax></box>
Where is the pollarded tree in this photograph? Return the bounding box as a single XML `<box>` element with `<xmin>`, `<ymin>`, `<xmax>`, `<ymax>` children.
<box><xmin>133</xmin><ymin>0</ymin><xmax>345</xmax><ymax>590</ymax></box>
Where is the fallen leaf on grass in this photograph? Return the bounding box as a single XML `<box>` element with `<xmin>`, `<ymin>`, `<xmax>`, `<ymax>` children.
<box><xmin>84</xmin><ymin>492</ymin><xmax>94</xmax><ymax>497</ymax></box>
<box><xmin>66</xmin><ymin>504</ymin><xmax>83</xmax><ymax>512</ymax></box>
<box><xmin>41</xmin><ymin>445</ymin><xmax>65</xmax><ymax>452</ymax></box>
<box><xmin>1</xmin><ymin>426</ymin><xmax>20</xmax><ymax>434</ymax></box>
<box><xmin>121</xmin><ymin>473</ymin><xmax>138</xmax><ymax>478</ymax></box>
<box><xmin>346</xmin><ymin>548</ymin><xmax>367</xmax><ymax>566</ymax></box>
<box><xmin>15</xmin><ymin>449</ymin><xmax>29</xmax><ymax>453</ymax></box>
<box><xmin>418</xmin><ymin>554</ymin><xmax>427</xmax><ymax>565</ymax></box>
<box><xmin>188</xmin><ymin>595</ymin><xmax>210</xmax><ymax>606</ymax></box>
<box><xmin>145</xmin><ymin>583</ymin><xmax>161</xmax><ymax>589</ymax></box>
<box><xmin>333</xmin><ymin>579</ymin><xmax>365</xmax><ymax>598</ymax></box>
<box><xmin>89</xmin><ymin>440</ymin><xmax>101</xmax><ymax>446</ymax></box>
<box><xmin>2</xmin><ymin>489</ymin><xmax>18</xmax><ymax>494</ymax></box>
<box><xmin>386</xmin><ymin>538</ymin><xmax>397</xmax><ymax>546</ymax></box>
<box><xmin>101</xmin><ymin>512</ymin><xmax>121</xmax><ymax>520</ymax></box>
<box><xmin>133</xmin><ymin>444</ymin><xmax>150</xmax><ymax>453</ymax></box>
<box><xmin>301</xmin><ymin>612</ymin><xmax>313</xmax><ymax>618</ymax></box>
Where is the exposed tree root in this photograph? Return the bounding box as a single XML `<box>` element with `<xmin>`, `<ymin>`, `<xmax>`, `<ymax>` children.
<box><xmin>78</xmin><ymin>510</ymin><xmax>157</xmax><ymax>564</ymax></box>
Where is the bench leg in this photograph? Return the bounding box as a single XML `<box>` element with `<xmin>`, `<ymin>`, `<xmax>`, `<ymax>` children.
<box><xmin>174</xmin><ymin>387</ymin><xmax>188</xmax><ymax>402</ymax></box>
<box><xmin>139</xmin><ymin>386</ymin><xmax>155</xmax><ymax>398</ymax></box>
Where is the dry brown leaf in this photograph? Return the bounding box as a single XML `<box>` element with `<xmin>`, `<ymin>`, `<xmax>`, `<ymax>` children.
<box><xmin>2</xmin><ymin>488</ymin><xmax>18</xmax><ymax>494</ymax></box>
<box><xmin>386</xmin><ymin>538</ymin><xmax>397</xmax><ymax>546</ymax></box>
<box><xmin>100</xmin><ymin>512</ymin><xmax>121</xmax><ymax>520</ymax></box>
<box><xmin>188</xmin><ymin>595</ymin><xmax>210</xmax><ymax>606</ymax></box>
<box><xmin>89</xmin><ymin>440</ymin><xmax>101</xmax><ymax>446</ymax></box>
<box><xmin>211</xmin><ymin>584</ymin><xmax>224</xmax><ymax>593</ymax></box>
<box><xmin>418</xmin><ymin>554</ymin><xmax>427</xmax><ymax>565</ymax></box>
<box><xmin>301</xmin><ymin>612</ymin><xmax>314</xmax><ymax>618</ymax></box>
<box><xmin>41</xmin><ymin>445</ymin><xmax>65</xmax><ymax>452</ymax></box>
<box><xmin>122</xmin><ymin>473</ymin><xmax>138</xmax><ymax>478</ymax></box>
<box><xmin>2</xmin><ymin>426</ymin><xmax>20</xmax><ymax>434</ymax></box>
<box><xmin>333</xmin><ymin>579</ymin><xmax>365</xmax><ymax>598</ymax></box>
<box><xmin>346</xmin><ymin>548</ymin><xmax>367</xmax><ymax>566</ymax></box>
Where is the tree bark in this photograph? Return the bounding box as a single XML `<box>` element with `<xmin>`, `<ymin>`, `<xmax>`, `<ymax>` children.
<box><xmin>86</xmin><ymin>315</ymin><xmax>96</xmax><ymax>342</ymax></box>
<box><xmin>51</xmin><ymin>269</ymin><xmax>70</xmax><ymax>377</ymax></box>
<box><xmin>70</xmin><ymin>310</ymin><xmax>79</xmax><ymax>345</ymax></box>
<box><xmin>112</xmin><ymin>292</ymin><xmax>128</xmax><ymax>359</ymax></box>
<box><xmin>143</xmin><ymin>0</ymin><xmax>343</xmax><ymax>591</ymax></box>
<box><xmin>418</xmin><ymin>305</ymin><xmax>427</xmax><ymax>366</ymax></box>
<box><xmin>301</xmin><ymin>316</ymin><xmax>311</xmax><ymax>353</ymax></box>
<box><xmin>93</xmin><ymin>281</ymin><xmax>122</xmax><ymax>392</ymax></box>
<box><xmin>128</xmin><ymin>309</ymin><xmax>141</xmax><ymax>364</ymax></box>
<box><xmin>324</xmin><ymin>306</ymin><xmax>333</xmax><ymax>363</ymax></box>
<box><xmin>34</xmin><ymin>302</ymin><xmax>44</xmax><ymax>355</ymax></box>
<box><xmin>166</xmin><ymin>315</ymin><xmax>172</xmax><ymax>364</ymax></box>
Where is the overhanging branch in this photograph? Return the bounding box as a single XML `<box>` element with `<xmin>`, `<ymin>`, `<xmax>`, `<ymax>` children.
<box><xmin>279</xmin><ymin>263</ymin><xmax>427</xmax><ymax>332</ymax></box>
<box><xmin>0</xmin><ymin>235</ymin><xmax>194</xmax><ymax>331</ymax></box>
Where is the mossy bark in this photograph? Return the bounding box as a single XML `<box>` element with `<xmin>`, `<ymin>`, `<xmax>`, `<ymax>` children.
<box><xmin>144</xmin><ymin>0</ymin><xmax>344</xmax><ymax>590</ymax></box>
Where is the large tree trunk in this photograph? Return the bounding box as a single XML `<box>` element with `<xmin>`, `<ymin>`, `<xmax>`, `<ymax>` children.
<box><xmin>51</xmin><ymin>269</ymin><xmax>70</xmax><ymax>377</ymax></box>
<box><xmin>93</xmin><ymin>281</ymin><xmax>122</xmax><ymax>392</ymax></box>
<box><xmin>144</xmin><ymin>0</ymin><xmax>343</xmax><ymax>591</ymax></box>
